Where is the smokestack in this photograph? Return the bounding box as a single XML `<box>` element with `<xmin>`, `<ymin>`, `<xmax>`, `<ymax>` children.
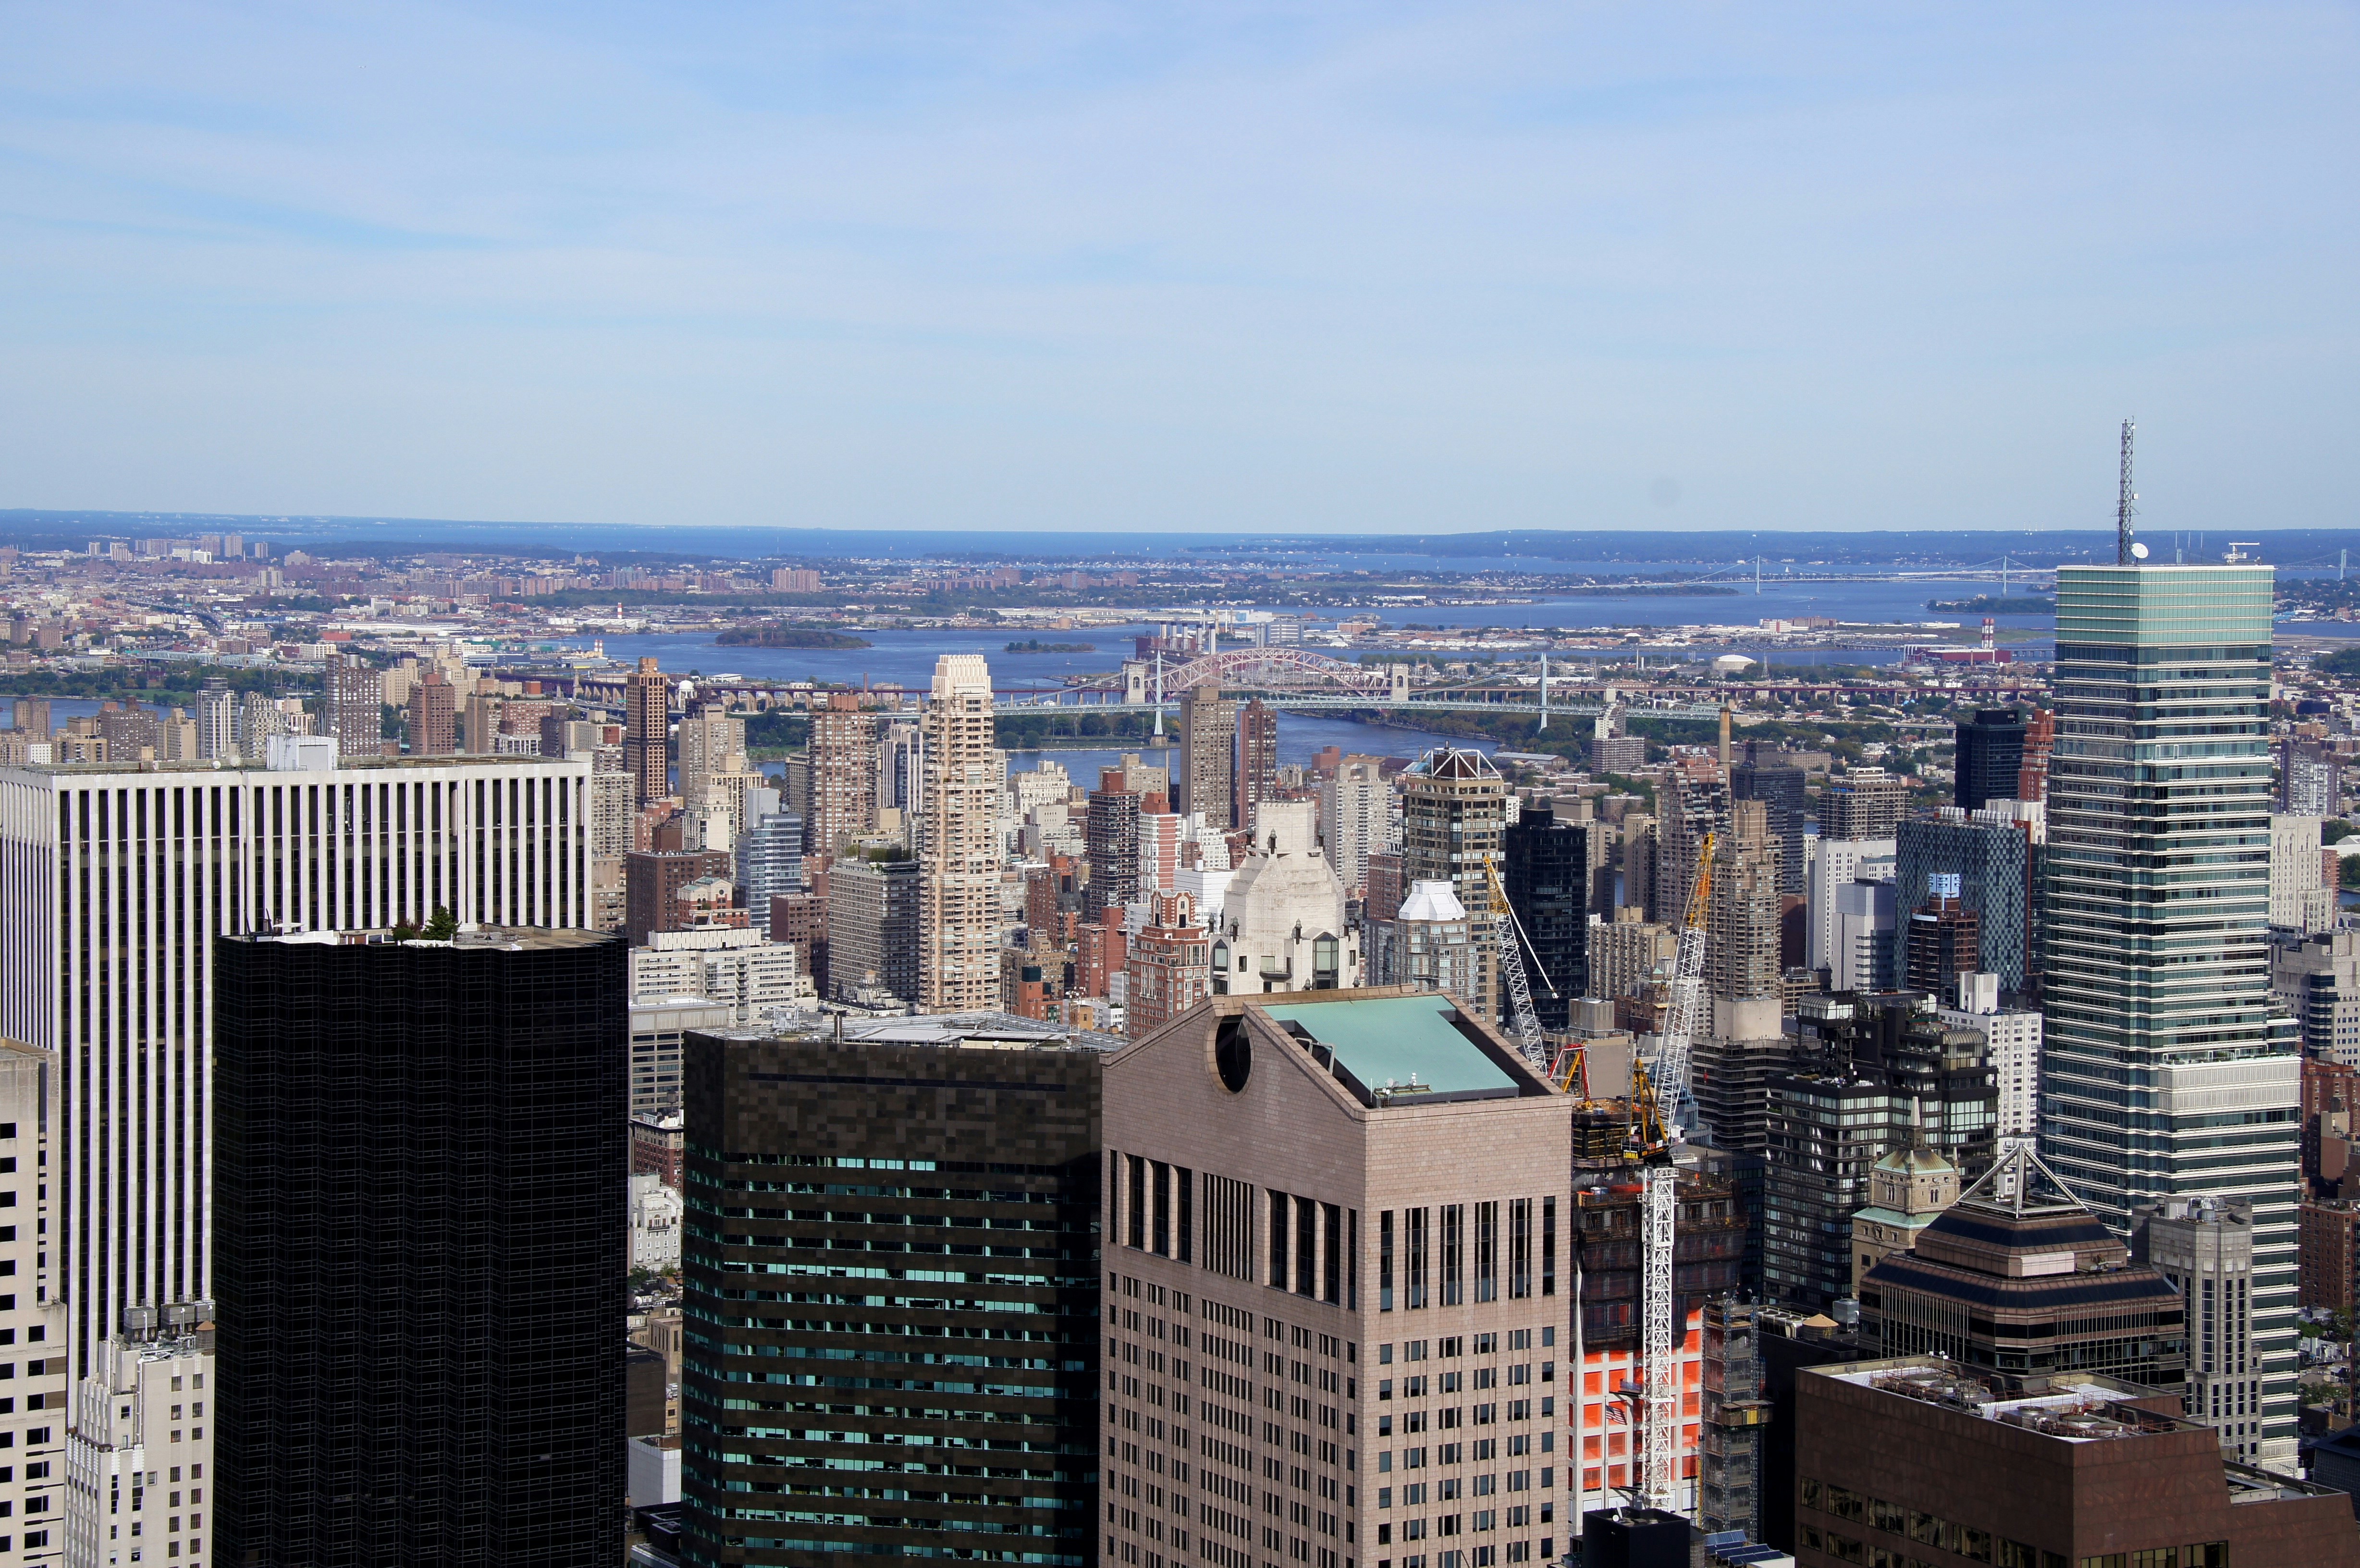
<box><xmin>1718</xmin><ymin>706</ymin><xmax>1732</xmax><ymax>768</ymax></box>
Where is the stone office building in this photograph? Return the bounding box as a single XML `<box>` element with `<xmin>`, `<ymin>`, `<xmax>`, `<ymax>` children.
<box><xmin>1101</xmin><ymin>990</ymin><xmax>1573</xmax><ymax>1568</ymax></box>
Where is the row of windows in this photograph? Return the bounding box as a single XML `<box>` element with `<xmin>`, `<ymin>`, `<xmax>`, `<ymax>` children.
<box><xmin>1799</xmin><ymin>1475</ymin><xmax>2228</xmax><ymax>1567</ymax></box>
<box><xmin>1375</xmin><ymin>1401</ymin><xmax>1549</xmax><ymax>1435</ymax></box>
<box><xmin>1377</xmin><ymin>1441</ymin><xmax>1549</xmax><ymax>1472</ymax></box>
<box><xmin>1380</xmin><ymin>1202</ymin><xmax>1554</xmax><ymax>1310</ymax></box>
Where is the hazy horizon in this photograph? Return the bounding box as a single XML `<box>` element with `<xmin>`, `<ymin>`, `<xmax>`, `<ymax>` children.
<box><xmin>4</xmin><ymin>4</ymin><xmax>2353</xmax><ymax>536</ymax></box>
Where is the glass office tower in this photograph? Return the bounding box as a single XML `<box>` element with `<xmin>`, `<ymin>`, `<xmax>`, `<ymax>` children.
<box><xmin>2041</xmin><ymin>563</ymin><xmax>2298</xmax><ymax>1470</ymax></box>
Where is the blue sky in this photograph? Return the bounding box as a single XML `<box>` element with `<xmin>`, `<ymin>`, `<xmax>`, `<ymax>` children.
<box><xmin>1</xmin><ymin>3</ymin><xmax>2353</xmax><ymax>535</ymax></box>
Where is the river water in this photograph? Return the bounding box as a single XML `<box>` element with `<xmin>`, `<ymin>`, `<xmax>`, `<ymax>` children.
<box><xmin>576</xmin><ymin>571</ymin><xmax>2054</xmax><ymax>769</ymax></box>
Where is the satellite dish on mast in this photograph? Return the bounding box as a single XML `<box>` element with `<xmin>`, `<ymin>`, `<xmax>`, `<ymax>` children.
<box><xmin>2130</xmin><ymin>542</ymin><xmax>2150</xmax><ymax>560</ymax></box>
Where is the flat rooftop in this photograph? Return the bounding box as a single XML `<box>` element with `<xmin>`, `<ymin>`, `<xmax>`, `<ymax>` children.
<box><xmin>233</xmin><ymin>925</ymin><xmax>615</xmax><ymax>952</ymax></box>
<box><xmin>1257</xmin><ymin>993</ymin><xmax>1525</xmax><ymax>1101</ymax></box>
<box><xmin>1</xmin><ymin>753</ymin><xmax>583</xmax><ymax>779</ymax></box>
<box><xmin>1826</xmin><ymin>1360</ymin><xmax>2187</xmax><ymax>1443</ymax></box>
<box><xmin>716</xmin><ymin>1010</ymin><xmax>1128</xmax><ymax>1054</ymax></box>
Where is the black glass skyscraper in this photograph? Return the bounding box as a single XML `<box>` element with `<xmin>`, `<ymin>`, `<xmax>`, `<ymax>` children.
<box><xmin>1503</xmin><ymin>801</ymin><xmax>1588</xmax><ymax>1030</ymax></box>
<box><xmin>680</xmin><ymin>1025</ymin><xmax>1103</xmax><ymax>1568</ymax></box>
<box><xmin>211</xmin><ymin>927</ymin><xmax>628</xmax><ymax>1567</ymax></box>
<box><xmin>1952</xmin><ymin>707</ymin><xmax>2027</xmax><ymax>812</ymax></box>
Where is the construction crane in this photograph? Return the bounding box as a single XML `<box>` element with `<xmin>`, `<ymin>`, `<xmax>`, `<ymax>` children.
<box><xmin>1480</xmin><ymin>853</ymin><xmax>1558</xmax><ymax>1071</ymax></box>
<box><xmin>1627</xmin><ymin>831</ymin><xmax>1712</xmax><ymax>1514</ymax></box>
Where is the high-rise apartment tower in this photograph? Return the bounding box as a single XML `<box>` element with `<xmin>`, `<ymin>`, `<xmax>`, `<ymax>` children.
<box><xmin>803</xmin><ymin>693</ymin><xmax>879</xmax><ymax>858</ymax></box>
<box><xmin>625</xmin><ymin>656</ymin><xmax>671</xmax><ymax>807</ymax></box>
<box><xmin>1176</xmin><ymin>684</ymin><xmax>1238</xmax><ymax>830</ymax></box>
<box><xmin>918</xmin><ymin>654</ymin><xmax>1002</xmax><ymax>1012</ymax></box>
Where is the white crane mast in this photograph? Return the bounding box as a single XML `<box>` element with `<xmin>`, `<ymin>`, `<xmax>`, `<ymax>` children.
<box><xmin>1482</xmin><ymin>853</ymin><xmax>1556</xmax><ymax>1071</ymax></box>
<box><xmin>1635</xmin><ymin>832</ymin><xmax>1711</xmax><ymax>1514</ymax></box>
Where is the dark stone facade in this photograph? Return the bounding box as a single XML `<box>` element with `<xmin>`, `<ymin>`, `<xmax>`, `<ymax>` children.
<box><xmin>680</xmin><ymin>1030</ymin><xmax>1104</xmax><ymax>1567</ymax></box>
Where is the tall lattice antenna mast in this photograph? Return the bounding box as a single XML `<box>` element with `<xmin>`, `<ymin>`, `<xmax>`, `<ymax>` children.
<box><xmin>2116</xmin><ymin>418</ymin><xmax>2139</xmax><ymax>565</ymax></box>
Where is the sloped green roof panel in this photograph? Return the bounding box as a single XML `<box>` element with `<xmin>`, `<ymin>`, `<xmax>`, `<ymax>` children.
<box><xmin>1258</xmin><ymin>994</ymin><xmax>1519</xmax><ymax>1097</ymax></box>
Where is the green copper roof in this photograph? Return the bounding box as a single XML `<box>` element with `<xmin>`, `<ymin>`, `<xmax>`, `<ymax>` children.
<box><xmin>1258</xmin><ymin>994</ymin><xmax>1520</xmax><ymax>1099</ymax></box>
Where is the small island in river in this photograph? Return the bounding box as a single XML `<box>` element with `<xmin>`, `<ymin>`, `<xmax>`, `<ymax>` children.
<box><xmin>715</xmin><ymin>622</ymin><xmax>873</xmax><ymax>649</ymax></box>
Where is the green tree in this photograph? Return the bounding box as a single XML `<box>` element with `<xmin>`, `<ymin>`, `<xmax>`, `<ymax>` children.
<box><xmin>423</xmin><ymin>905</ymin><xmax>458</xmax><ymax>940</ymax></box>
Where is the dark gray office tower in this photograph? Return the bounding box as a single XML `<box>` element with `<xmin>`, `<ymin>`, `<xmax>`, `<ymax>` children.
<box><xmin>680</xmin><ymin>1024</ymin><xmax>1104</xmax><ymax>1568</ymax></box>
<box><xmin>1503</xmin><ymin>801</ymin><xmax>1587</xmax><ymax>1029</ymax></box>
<box><xmin>1731</xmin><ymin>746</ymin><xmax>1807</xmax><ymax>895</ymax></box>
<box><xmin>211</xmin><ymin>926</ymin><xmax>628</xmax><ymax>1568</ymax></box>
<box><xmin>1952</xmin><ymin>707</ymin><xmax>2027</xmax><ymax>812</ymax></box>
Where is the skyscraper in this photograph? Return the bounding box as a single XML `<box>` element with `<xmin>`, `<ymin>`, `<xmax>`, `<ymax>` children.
<box><xmin>406</xmin><ymin>666</ymin><xmax>457</xmax><ymax>756</ymax></box>
<box><xmin>674</xmin><ymin>705</ymin><xmax>746</xmax><ymax>814</ymax></box>
<box><xmin>1398</xmin><ymin>747</ymin><xmax>1507</xmax><ymax>1018</ymax></box>
<box><xmin>1904</xmin><ymin>879</ymin><xmax>1979</xmax><ymax>996</ymax></box>
<box><xmin>678</xmin><ymin>1020</ymin><xmax>1103</xmax><ymax>1568</ymax></box>
<box><xmin>1654</xmin><ymin>753</ymin><xmax>1731</xmax><ymax>925</ymax></box>
<box><xmin>1503</xmin><ymin>801</ymin><xmax>1587</xmax><ymax>1030</ymax></box>
<box><xmin>1125</xmin><ymin>888</ymin><xmax>1212</xmax><ymax>1038</ymax></box>
<box><xmin>2041</xmin><ymin>562</ymin><xmax>2299</xmax><ymax>1464</ymax></box>
<box><xmin>1892</xmin><ymin>806</ymin><xmax>2037</xmax><ymax>996</ymax></box>
<box><xmin>1318</xmin><ymin>754</ymin><xmax>1391</xmax><ymax>896</ymax></box>
<box><xmin>197</xmin><ymin>676</ymin><xmax>236</xmax><ymax>760</ymax></box>
<box><xmin>625</xmin><ymin>655</ymin><xmax>671</xmax><ymax>807</ymax></box>
<box><xmin>1233</xmin><ymin>695</ymin><xmax>1278</xmax><ymax>830</ymax></box>
<box><xmin>1176</xmin><ymin>682</ymin><xmax>1237</xmax><ymax>829</ymax></box>
<box><xmin>1731</xmin><ymin>745</ymin><xmax>1807</xmax><ymax>896</ymax></box>
<box><xmin>2281</xmin><ymin>737</ymin><xmax>2339</xmax><ymax>817</ymax></box>
<box><xmin>803</xmin><ymin>692</ymin><xmax>879</xmax><ymax>857</ymax></box>
<box><xmin>1082</xmin><ymin>770</ymin><xmax>1142</xmax><ymax>919</ymax></box>
<box><xmin>733</xmin><ymin>808</ymin><xmax>804</xmax><ymax>916</ymax></box>
<box><xmin>0</xmin><ymin>753</ymin><xmax>591</xmax><ymax>1420</ymax></box>
<box><xmin>1952</xmin><ymin>707</ymin><xmax>2028</xmax><ymax>812</ymax></box>
<box><xmin>1818</xmin><ymin>768</ymin><xmax>1909</xmax><ymax>840</ymax></box>
<box><xmin>212</xmin><ymin>926</ymin><xmax>627</xmax><ymax>1566</ymax></box>
<box><xmin>0</xmin><ymin>1042</ymin><xmax>64</xmax><ymax>1560</ymax></box>
<box><xmin>324</xmin><ymin>652</ymin><xmax>383</xmax><ymax>759</ymax></box>
<box><xmin>1211</xmin><ymin>799</ymin><xmax>1357</xmax><ymax>995</ymax></box>
<box><xmin>1860</xmin><ymin>1145</ymin><xmax>2187</xmax><ymax>1395</ymax></box>
<box><xmin>2135</xmin><ymin>1196</ymin><xmax>2282</xmax><ymax>1469</ymax></box>
<box><xmin>918</xmin><ymin>654</ymin><xmax>1001</xmax><ymax>1012</ymax></box>
<box><xmin>1709</xmin><ymin>798</ymin><xmax>1784</xmax><ymax>1041</ymax></box>
<box><xmin>1100</xmin><ymin>990</ymin><xmax>1573</xmax><ymax>1568</ymax></box>
<box><xmin>828</xmin><ymin>851</ymin><xmax>920</xmax><ymax>1004</ymax></box>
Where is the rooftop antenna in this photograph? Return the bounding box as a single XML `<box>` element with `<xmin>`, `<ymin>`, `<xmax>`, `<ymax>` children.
<box><xmin>2115</xmin><ymin>418</ymin><xmax>2145</xmax><ymax>564</ymax></box>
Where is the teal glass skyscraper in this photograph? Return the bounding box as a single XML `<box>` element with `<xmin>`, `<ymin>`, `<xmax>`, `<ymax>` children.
<box><xmin>2042</xmin><ymin>562</ymin><xmax>2297</xmax><ymax>1470</ymax></box>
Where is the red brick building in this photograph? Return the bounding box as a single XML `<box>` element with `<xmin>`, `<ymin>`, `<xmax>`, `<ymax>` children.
<box><xmin>630</xmin><ymin>1112</ymin><xmax>683</xmax><ymax>1188</ymax></box>
<box><xmin>1075</xmin><ymin>906</ymin><xmax>1126</xmax><ymax>999</ymax></box>
<box><xmin>1122</xmin><ymin>890</ymin><xmax>1210</xmax><ymax>1040</ymax></box>
<box><xmin>2303</xmin><ymin>1200</ymin><xmax>2360</xmax><ymax>1314</ymax></box>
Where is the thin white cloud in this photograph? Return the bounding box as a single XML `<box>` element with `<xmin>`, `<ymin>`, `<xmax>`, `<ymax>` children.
<box><xmin>0</xmin><ymin>1</ymin><xmax>2352</xmax><ymax>532</ymax></box>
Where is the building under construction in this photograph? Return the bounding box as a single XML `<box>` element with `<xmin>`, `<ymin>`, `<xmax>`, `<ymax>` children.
<box><xmin>1569</xmin><ymin>1124</ymin><xmax>1748</xmax><ymax>1520</ymax></box>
